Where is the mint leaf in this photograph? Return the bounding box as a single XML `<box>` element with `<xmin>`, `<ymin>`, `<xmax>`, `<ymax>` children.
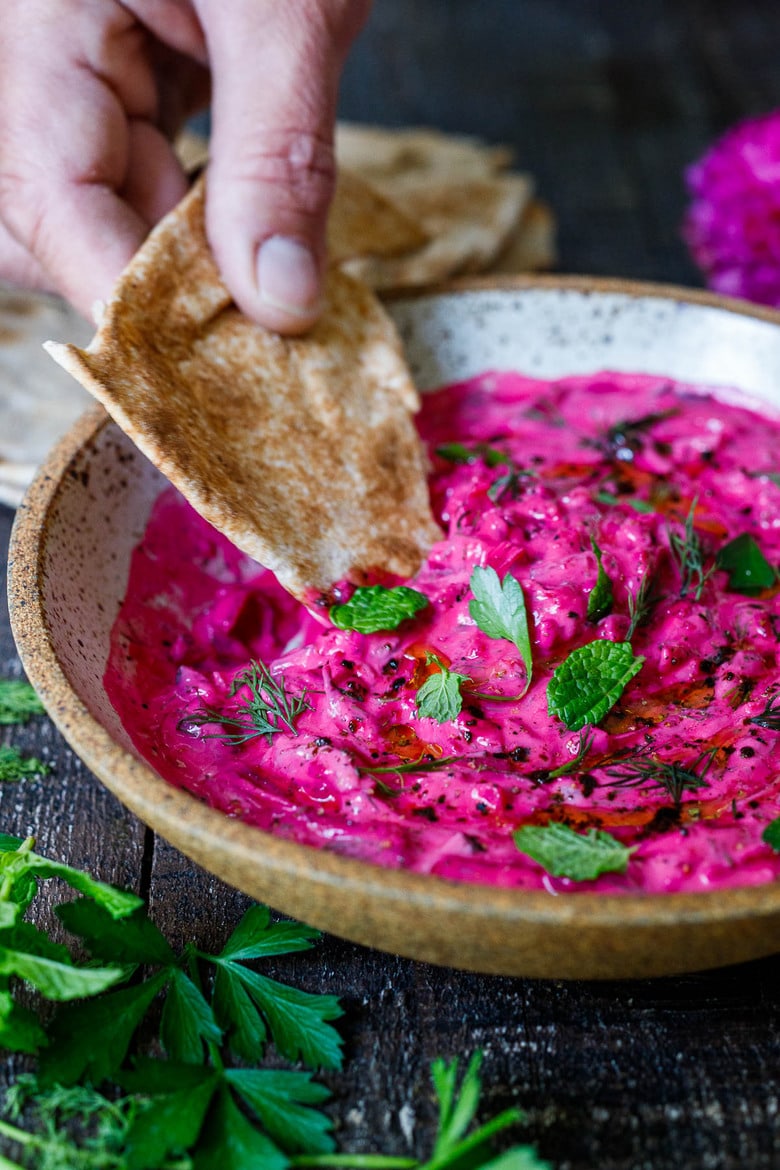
<box><xmin>469</xmin><ymin>567</ymin><xmax>533</xmax><ymax>695</ymax></box>
<box><xmin>0</xmin><ymin>680</ymin><xmax>45</xmax><ymax>725</ymax></box>
<box><xmin>716</xmin><ymin>533</ymin><xmax>777</xmax><ymax>594</ymax></box>
<box><xmin>40</xmin><ymin>972</ymin><xmax>169</xmax><ymax>1085</ymax></box>
<box><xmin>0</xmin><ymin>848</ymin><xmax>142</xmax><ymax>920</ymax></box>
<box><xmin>56</xmin><ymin>900</ymin><xmax>175</xmax><ymax>966</ymax></box>
<box><xmin>0</xmin><ymin>746</ymin><xmax>49</xmax><ymax>782</ymax></box>
<box><xmin>330</xmin><ymin>585</ymin><xmax>428</xmax><ymax>633</ymax></box>
<box><xmin>160</xmin><ymin>967</ymin><xmax>222</xmax><ymax>1063</ymax></box>
<box><xmin>217</xmin><ymin>905</ymin><xmax>320</xmax><ymax>962</ymax></box>
<box><xmin>586</xmin><ymin>538</ymin><xmax>613</xmax><ymax>623</ymax></box>
<box><xmin>193</xmin><ymin>1084</ymin><xmax>287</xmax><ymax>1170</ymax></box>
<box><xmin>762</xmin><ymin>818</ymin><xmax>780</xmax><ymax>852</ymax></box>
<box><xmin>514</xmin><ymin>822</ymin><xmax>634</xmax><ymax>880</ymax></box>
<box><xmin>226</xmin><ymin>1068</ymin><xmax>334</xmax><ymax>1154</ymax></box>
<box><xmin>416</xmin><ymin>657</ymin><xmax>470</xmax><ymax>723</ymax></box>
<box><xmin>547</xmin><ymin>640</ymin><xmax>644</xmax><ymax>730</ymax></box>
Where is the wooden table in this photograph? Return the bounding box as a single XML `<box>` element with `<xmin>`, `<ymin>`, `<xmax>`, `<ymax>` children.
<box><xmin>4</xmin><ymin>2</ymin><xmax>780</xmax><ymax>1166</ymax></box>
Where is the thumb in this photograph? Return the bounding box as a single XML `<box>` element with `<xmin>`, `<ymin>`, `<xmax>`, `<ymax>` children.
<box><xmin>196</xmin><ymin>0</ymin><xmax>369</xmax><ymax>334</ymax></box>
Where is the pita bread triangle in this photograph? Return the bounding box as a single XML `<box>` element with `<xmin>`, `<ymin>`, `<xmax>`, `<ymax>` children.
<box><xmin>45</xmin><ymin>176</ymin><xmax>441</xmax><ymax>600</ymax></box>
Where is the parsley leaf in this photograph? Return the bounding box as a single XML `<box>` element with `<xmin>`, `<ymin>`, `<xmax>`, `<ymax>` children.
<box><xmin>547</xmin><ymin>640</ymin><xmax>644</xmax><ymax>731</ymax></box>
<box><xmin>416</xmin><ymin>656</ymin><xmax>470</xmax><ymax>723</ymax></box>
<box><xmin>595</xmin><ymin>490</ymin><xmax>655</xmax><ymax>514</ymax></box>
<box><xmin>716</xmin><ymin>533</ymin><xmax>777</xmax><ymax>594</ymax></box>
<box><xmin>514</xmin><ymin>822</ymin><xmax>634</xmax><ymax>880</ymax></box>
<box><xmin>122</xmin><ymin>1063</ymin><xmax>219</xmax><ymax>1170</ymax></box>
<box><xmin>330</xmin><ymin>585</ymin><xmax>428</xmax><ymax>633</ymax></box>
<box><xmin>469</xmin><ymin>567</ymin><xmax>533</xmax><ymax>695</ymax></box>
<box><xmin>586</xmin><ymin>537</ymin><xmax>614</xmax><ymax>623</ymax></box>
<box><xmin>225</xmin><ymin>1067</ymin><xmax>334</xmax><ymax>1154</ymax></box>
<box><xmin>762</xmin><ymin>818</ymin><xmax>780</xmax><ymax>852</ymax></box>
<box><xmin>0</xmin><ymin>680</ymin><xmax>45</xmax><ymax>725</ymax></box>
<box><xmin>193</xmin><ymin>1083</ymin><xmax>288</xmax><ymax>1170</ymax></box>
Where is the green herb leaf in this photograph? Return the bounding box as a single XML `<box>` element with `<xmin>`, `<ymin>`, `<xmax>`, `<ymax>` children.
<box><xmin>0</xmin><ymin>680</ymin><xmax>45</xmax><ymax>725</ymax></box>
<box><xmin>595</xmin><ymin>490</ymin><xmax>655</xmax><ymax>514</ymax></box>
<box><xmin>213</xmin><ymin>966</ymin><xmax>268</xmax><ymax>1062</ymax></box>
<box><xmin>124</xmin><ymin>1068</ymin><xmax>219</xmax><ymax>1170</ymax></box>
<box><xmin>469</xmin><ymin>567</ymin><xmax>533</xmax><ymax>695</ymax></box>
<box><xmin>436</xmin><ymin>442</ymin><xmax>509</xmax><ymax>468</ymax></box>
<box><xmin>40</xmin><ymin>972</ymin><xmax>170</xmax><ymax>1085</ymax></box>
<box><xmin>586</xmin><ymin>538</ymin><xmax>614</xmax><ymax>623</ymax></box>
<box><xmin>0</xmin><ymin>746</ymin><xmax>49</xmax><ymax>783</ymax></box>
<box><xmin>160</xmin><ymin>967</ymin><xmax>222</xmax><ymax>1063</ymax></box>
<box><xmin>416</xmin><ymin>657</ymin><xmax>470</xmax><ymax>723</ymax></box>
<box><xmin>668</xmin><ymin>498</ymin><xmax>714</xmax><ymax>601</ymax></box>
<box><xmin>0</xmin><ymin>989</ymin><xmax>47</xmax><ymax>1054</ymax></box>
<box><xmin>431</xmin><ymin>1052</ymin><xmax>484</xmax><ymax>1159</ymax></box>
<box><xmin>330</xmin><ymin>584</ymin><xmax>428</xmax><ymax>633</ymax></box>
<box><xmin>0</xmin><ymin>846</ymin><xmax>142</xmax><ymax>920</ymax></box>
<box><xmin>226</xmin><ymin>1067</ymin><xmax>334</xmax><ymax>1154</ymax></box>
<box><xmin>547</xmin><ymin>640</ymin><xmax>644</xmax><ymax>731</ymax></box>
<box><xmin>56</xmin><ymin>899</ymin><xmax>176</xmax><ymax>967</ymax></box>
<box><xmin>193</xmin><ymin>1084</ymin><xmax>288</xmax><ymax>1170</ymax></box>
<box><xmin>217</xmin><ymin>905</ymin><xmax>320</xmax><ymax>962</ymax></box>
<box><xmin>716</xmin><ymin>533</ymin><xmax>777</xmax><ymax>594</ymax></box>
<box><xmin>762</xmin><ymin>818</ymin><xmax>780</xmax><ymax>852</ymax></box>
<box><xmin>225</xmin><ymin>967</ymin><xmax>343</xmax><ymax>1070</ymax></box>
<box><xmin>514</xmin><ymin>822</ymin><xmax>634</xmax><ymax>880</ymax></box>
<box><xmin>0</xmin><ymin>943</ymin><xmax>127</xmax><ymax>1002</ymax></box>
<box><xmin>193</xmin><ymin>660</ymin><xmax>309</xmax><ymax>745</ymax></box>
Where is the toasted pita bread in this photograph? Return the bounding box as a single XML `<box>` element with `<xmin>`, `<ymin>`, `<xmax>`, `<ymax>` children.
<box><xmin>46</xmin><ymin>177</ymin><xmax>441</xmax><ymax>598</ymax></box>
<box><xmin>335</xmin><ymin>123</ymin><xmax>513</xmax><ymax>187</ymax></box>
<box><xmin>492</xmin><ymin>200</ymin><xmax>557</xmax><ymax>274</ymax></box>
<box><xmin>327</xmin><ymin>169</ymin><xmax>429</xmax><ymax>263</ymax></box>
<box><xmin>344</xmin><ymin>174</ymin><xmax>533</xmax><ymax>289</ymax></box>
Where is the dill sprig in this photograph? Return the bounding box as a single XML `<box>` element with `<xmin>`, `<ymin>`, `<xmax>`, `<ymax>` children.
<box><xmin>605</xmin><ymin>746</ymin><xmax>718</xmax><ymax>805</ymax></box>
<box><xmin>599</xmin><ymin>408</ymin><xmax>679</xmax><ymax>460</ymax></box>
<box><xmin>748</xmin><ymin>692</ymin><xmax>780</xmax><ymax>731</ymax></box>
<box><xmin>191</xmin><ymin>660</ymin><xmax>309</xmax><ymax>745</ymax></box>
<box><xmin>544</xmin><ymin>729</ymin><xmax>596</xmax><ymax>780</ymax></box>
<box><xmin>667</xmin><ymin>499</ymin><xmax>715</xmax><ymax>601</ymax></box>
<box><xmin>626</xmin><ymin>572</ymin><xmax>658</xmax><ymax>641</ymax></box>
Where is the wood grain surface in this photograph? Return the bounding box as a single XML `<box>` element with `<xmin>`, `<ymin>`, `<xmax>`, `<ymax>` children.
<box><xmin>5</xmin><ymin>2</ymin><xmax>780</xmax><ymax>1167</ymax></box>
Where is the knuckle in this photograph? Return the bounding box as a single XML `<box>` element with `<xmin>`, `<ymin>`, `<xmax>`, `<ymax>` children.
<box><xmin>230</xmin><ymin>131</ymin><xmax>337</xmax><ymax>217</ymax></box>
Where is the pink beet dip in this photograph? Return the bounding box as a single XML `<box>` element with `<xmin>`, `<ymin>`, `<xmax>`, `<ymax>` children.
<box><xmin>105</xmin><ymin>371</ymin><xmax>780</xmax><ymax>894</ymax></box>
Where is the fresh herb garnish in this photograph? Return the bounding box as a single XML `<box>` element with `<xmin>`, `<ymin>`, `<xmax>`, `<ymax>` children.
<box><xmin>192</xmin><ymin>660</ymin><xmax>309</xmax><ymax>745</ymax></box>
<box><xmin>626</xmin><ymin>572</ymin><xmax>657</xmax><ymax>641</ymax></box>
<box><xmin>595</xmin><ymin>490</ymin><xmax>655</xmax><ymax>514</ymax></box>
<box><xmin>0</xmin><ymin>680</ymin><xmax>45</xmax><ymax>726</ymax></box>
<box><xmin>436</xmin><ymin>442</ymin><xmax>509</xmax><ymax>468</ymax></box>
<box><xmin>514</xmin><ymin>821</ymin><xmax>634</xmax><ymax>881</ymax></box>
<box><xmin>416</xmin><ymin>656</ymin><xmax>470</xmax><ymax>724</ymax></box>
<box><xmin>762</xmin><ymin>818</ymin><xmax>780</xmax><ymax>852</ymax></box>
<box><xmin>716</xmin><ymin>533</ymin><xmax>777</xmax><ymax>594</ymax></box>
<box><xmin>668</xmin><ymin>499</ymin><xmax>714</xmax><ymax>601</ymax></box>
<box><xmin>586</xmin><ymin>537</ymin><xmax>613</xmax><ymax>623</ymax></box>
<box><xmin>544</xmin><ymin>729</ymin><xmax>595</xmax><ymax>780</ymax></box>
<box><xmin>330</xmin><ymin>585</ymin><xmax>428</xmax><ymax>633</ymax></box>
<box><xmin>598</xmin><ymin>409</ymin><xmax>678</xmax><ymax>460</ymax></box>
<box><xmin>487</xmin><ymin>464</ymin><xmax>535</xmax><ymax>503</ymax></box>
<box><xmin>0</xmin><ymin>745</ymin><xmax>49</xmax><ymax>783</ymax></box>
<box><xmin>749</xmin><ymin>692</ymin><xmax>780</xmax><ymax>730</ymax></box>
<box><xmin>469</xmin><ymin>567</ymin><xmax>533</xmax><ymax>696</ymax></box>
<box><xmin>605</xmin><ymin>746</ymin><xmax>717</xmax><ymax>805</ymax></box>
<box><xmin>547</xmin><ymin>641</ymin><xmax>644</xmax><ymax>731</ymax></box>
<box><xmin>0</xmin><ymin>841</ymin><xmax>549</xmax><ymax>1170</ymax></box>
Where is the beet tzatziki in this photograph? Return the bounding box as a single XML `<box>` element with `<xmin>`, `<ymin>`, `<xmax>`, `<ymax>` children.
<box><xmin>105</xmin><ymin>371</ymin><xmax>780</xmax><ymax>894</ymax></box>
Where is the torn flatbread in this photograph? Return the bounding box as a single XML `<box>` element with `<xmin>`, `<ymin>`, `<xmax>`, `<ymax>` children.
<box><xmin>46</xmin><ymin>177</ymin><xmax>441</xmax><ymax>598</ymax></box>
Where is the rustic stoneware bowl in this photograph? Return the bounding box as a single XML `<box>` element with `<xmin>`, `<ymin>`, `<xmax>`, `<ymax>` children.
<box><xmin>10</xmin><ymin>276</ymin><xmax>780</xmax><ymax>979</ymax></box>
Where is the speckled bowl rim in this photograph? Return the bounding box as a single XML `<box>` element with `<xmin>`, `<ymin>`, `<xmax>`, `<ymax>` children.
<box><xmin>10</xmin><ymin>275</ymin><xmax>780</xmax><ymax>980</ymax></box>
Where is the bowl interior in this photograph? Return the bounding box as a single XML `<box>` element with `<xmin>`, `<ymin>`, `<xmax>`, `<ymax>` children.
<box><xmin>13</xmin><ymin>278</ymin><xmax>780</xmax><ymax>979</ymax></box>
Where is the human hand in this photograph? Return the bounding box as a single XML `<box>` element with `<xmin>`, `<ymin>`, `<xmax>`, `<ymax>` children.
<box><xmin>0</xmin><ymin>0</ymin><xmax>370</xmax><ymax>334</ymax></box>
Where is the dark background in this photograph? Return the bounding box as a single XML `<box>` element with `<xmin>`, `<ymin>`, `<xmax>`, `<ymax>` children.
<box><xmin>5</xmin><ymin>2</ymin><xmax>780</xmax><ymax>1167</ymax></box>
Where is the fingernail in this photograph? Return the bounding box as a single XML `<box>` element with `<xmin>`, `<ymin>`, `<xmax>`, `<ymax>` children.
<box><xmin>256</xmin><ymin>236</ymin><xmax>321</xmax><ymax>318</ymax></box>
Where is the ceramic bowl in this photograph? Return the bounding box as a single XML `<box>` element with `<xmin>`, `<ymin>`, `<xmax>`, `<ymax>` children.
<box><xmin>11</xmin><ymin>276</ymin><xmax>780</xmax><ymax>980</ymax></box>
